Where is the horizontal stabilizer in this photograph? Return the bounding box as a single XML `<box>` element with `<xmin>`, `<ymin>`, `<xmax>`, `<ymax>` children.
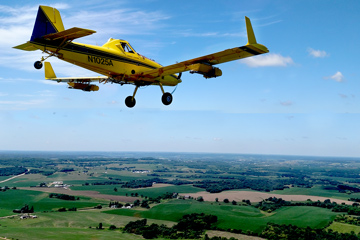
<box><xmin>42</xmin><ymin>27</ymin><xmax>96</xmax><ymax>41</ymax></box>
<box><xmin>44</xmin><ymin>62</ymin><xmax>108</xmax><ymax>82</ymax></box>
<box><xmin>13</xmin><ymin>42</ymin><xmax>38</xmax><ymax>51</ymax></box>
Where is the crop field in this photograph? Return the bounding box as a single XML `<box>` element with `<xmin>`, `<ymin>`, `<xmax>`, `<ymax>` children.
<box><xmin>71</xmin><ymin>183</ymin><xmax>202</xmax><ymax>198</ymax></box>
<box><xmin>271</xmin><ymin>185</ymin><xmax>360</xmax><ymax>201</ymax></box>
<box><xmin>0</xmin><ymin>211</ymin><xmax>174</xmax><ymax>240</ymax></box>
<box><xmin>104</xmin><ymin>199</ymin><xmax>338</xmax><ymax>233</ymax></box>
<box><xmin>1</xmin><ymin>152</ymin><xmax>360</xmax><ymax>239</ymax></box>
<box><xmin>327</xmin><ymin>222</ymin><xmax>360</xmax><ymax>234</ymax></box>
<box><xmin>0</xmin><ymin>189</ymin><xmax>104</xmax><ymax>216</ymax></box>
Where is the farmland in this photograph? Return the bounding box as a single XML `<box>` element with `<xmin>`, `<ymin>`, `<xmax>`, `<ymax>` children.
<box><xmin>1</xmin><ymin>151</ymin><xmax>360</xmax><ymax>239</ymax></box>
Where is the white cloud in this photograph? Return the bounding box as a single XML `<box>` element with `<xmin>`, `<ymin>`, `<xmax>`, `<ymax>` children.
<box><xmin>307</xmin><ymin>48</ymin><xmax>329</xmax><ymax>58</ymax></box>
<box><xmin>324</xmin><ymin>71</ymin><xmax>345</xmax><ymax>82</ymax></box>
<box><xmin>240</xmin><ymin>53</ymin><xmax>294</xmax><ymax>67</ymax></box>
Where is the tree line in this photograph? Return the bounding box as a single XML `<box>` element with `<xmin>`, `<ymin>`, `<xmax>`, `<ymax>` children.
<box><xmin>260</xmin><ymin>223</ymin><xmax>360</xmax><ymax>240</ymax></box>
<box><xmin>123</xmin><ymin>213</ymin><xmax>217</xmax><ymax>239</ymax></box>
<box><xmin>49</xmin><ymin>193</ymin><xmax>79</xmax><ymax>201</ymax></box>
<box><xmin>0</xmin><ymin>167</ymin><xmax>27</xmax><ymax>176</ymax></box>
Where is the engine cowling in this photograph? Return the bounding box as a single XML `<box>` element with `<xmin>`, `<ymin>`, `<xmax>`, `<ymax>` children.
<box><xmin>68</xmin><ymin>83</ymin><xmax>99</xmax><ymax>92</ymax></box>
<box><xmin>189</xmin><ymin>63</ymin><xmax>222</xmax><ymax>79</ymax></box>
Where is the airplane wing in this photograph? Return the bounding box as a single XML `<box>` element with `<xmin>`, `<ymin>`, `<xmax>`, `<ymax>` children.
<box><xmin>130</xmin><ymin>16</ymin><xmax>268</xmax><ymax>81</ymax></box>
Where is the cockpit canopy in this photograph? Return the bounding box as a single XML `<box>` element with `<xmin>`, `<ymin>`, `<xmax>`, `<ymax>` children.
<box><xmin>102</xmin><ymin>38</ymin><xmax>136</xmax><ymax>54</ymax></box>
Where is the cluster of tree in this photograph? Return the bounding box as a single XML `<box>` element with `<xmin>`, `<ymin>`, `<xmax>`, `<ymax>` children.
<box><xmin>13</xmin><ymin>204</ymin><xmax>34</xmax><ymax>213</ymax></box>
<box><xmin>193</xmin><ymin>179</ymin><xmax>293</xmax><ymax>193</ymax></box>
<box><xmin>260</xmin><ymin>223</ymin><xmax>360</xmax><ymax>240</ymax></box>
<box><xmin>133</xmin><ymin>199</ymin><xmax>150</xmax><ymax>209</ymax></box>
<box><xmin>253</xmin><ymin>197</ymin><xmax>360</xmax><ymax>215</ymax></box>
<box><xmin>255</xmin><ymin>197</ymin><xmax>292</xmax><ymax>212</ymax></box>
<box><xmin>109</xmin><ymin>166</ymin><xmax>135</xmax><ymax>171</ymax></box>
<box><xmin>109</xmin><ymin>201</ymin><xmax>123</xmax><ymax>208</ymax></box>
<box><xmin>82</xmin><ymin>181</ymin><xmax>123</xmax><ymax>186</ymax></box>
<box><xmin>121</xmin><ymin>178</ymin><xmax>190</xmax><ymax>189</ymax></box>
<box><xmin>0</xmin><ymin>186</ymin><xmax>11</xmax><ymax>192</ymax></box>
<box><xmin>337</xmin><ymin>184</ymin><xmax>360</xmax><ymax>193</ymax></box>
<box><xmin>59</xmin><ymin>168</ymin><xmax>75</xmax><ymax>173</ymax></box>
<box><xmin>0</xmin><ymin>167</ymin><xmax>27</xmax><ymax>176</ymax></box>
<box><xmin>324</xmin><ymin>169</ymin><xmax>360</xmax><ymax>179</ymax></box>
<box><xmin>123</xmin><ymin>213</ymin><xmax>218</xmax><ymax>239</ymax></box>
<box><xmin>27</xmin><ymin>169</ymin><xmax>56</xmax><ymax>176</ymax></box>
<box><xmin>333</xmin><ymin>204</ymin><xmax>360</xmax><ymax>215</ymax></box>
<box><xmin>349</xmin><ymin>198</ymin><xmax>360</xmax><ymax>203</ymax></box>
<box><xmin>49</xmin><ymin>193</ymin><xmax>78</xmax><ymax>201</ymax></box>
<box><xmin>128</xmin><ymin>192</ymin><xmax>177</xmax><ymax>208</ymax></box>
<box><xmin>108</xmin><ymin>177</ymin><xmax>122</xmax><ymax>181</ymax></box>
<box><xmin>121</xmin><ymin>179</ymin><xmax>154</xmax><ymax>188</ymax></box>
<box><xmin>204</xmin><ymin>235</ymin><xmax>238</xmax><ymax>240</ymax></box>
<box><xmin>58</xmin><ymin>207</ymin><xmax>77</xmax><ymax>212</ymax></box>
<box><xmin>335</xmin><ymin>214</ymin><xmax>360</xmax><ymax>226</ymax></box>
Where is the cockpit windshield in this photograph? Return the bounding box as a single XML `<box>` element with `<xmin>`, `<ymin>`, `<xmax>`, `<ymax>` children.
<box><xmin>121</xmin><ymin>42</ymin><xmax>135</xmax><ymax>53</ymax></box>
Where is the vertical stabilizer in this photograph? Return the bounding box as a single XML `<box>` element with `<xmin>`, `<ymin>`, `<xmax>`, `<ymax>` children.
<box><xmin>31</xmin><ymin>6</ymin><xmax>65</xmax><ymax>41</ymax></box>
<box><xmin>245</xmin><ymin>16</ymin><xmax>257</xmax><ymax>45</ymax></box>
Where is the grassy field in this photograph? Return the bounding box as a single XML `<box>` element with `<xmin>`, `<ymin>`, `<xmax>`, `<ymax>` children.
<box><xmin>271</xmin><ymin>185</ymin><xmax>360</xmax><ymax>201</ymax></box>
<box><xmin>71</xmin><ymin>184</ymin><xmax>202</xmax><ymax>198</ymax></box>
<box><xmin>327</xmin><ymin>222</ymin><xmax>360</xmax><ymax>234</ymax></box>
<box><xmin>104</xmin><ymin>199</ymin><xmax>339</xmax><ymax>233</ymax></box>
<box><xmin>0</xmin><ymin>211</ymin><xmax>175</xmax><ymax>240</ymax></box>
<box><xmin>0</xmin><ymin>189</ymin><xmax>104</xmax><ymax>216</ymax></box>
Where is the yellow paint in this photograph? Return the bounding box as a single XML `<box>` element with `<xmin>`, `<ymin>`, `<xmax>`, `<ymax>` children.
<box><xmin>13</xmin><ymin>5</ymin><xmax>269</xmax><ymax>106</ymax></box>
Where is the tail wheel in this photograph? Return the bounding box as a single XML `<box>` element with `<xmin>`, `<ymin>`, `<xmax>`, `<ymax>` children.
<box><xmin>162</xmin><ymin>92</ymin><xmax>173</xmax><ymax>105</ymax></box>
<box><xmin>34</xmin><ymin>61</ymin><xmax>43</xmax><ymax>69</ymax></box>
<box><xmin>125</xmin><ymin>96</ymin><xmax>136</xmax><ymax>108</ymax></box>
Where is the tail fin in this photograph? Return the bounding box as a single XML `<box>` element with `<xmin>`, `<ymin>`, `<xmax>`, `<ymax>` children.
<box><xmin>245</xmin><ymin>16</ymin><xmax>257</xmax><ymax>45</ymax></box>
<box><xmin>31</xmin><ymin>6</ymin><xmax>65</xmax><ymax>41</ymax></box>
<box><xmin>45</xmin><ymin>62</ymin><xmax>57</xmax><ymax>79</ymax></box>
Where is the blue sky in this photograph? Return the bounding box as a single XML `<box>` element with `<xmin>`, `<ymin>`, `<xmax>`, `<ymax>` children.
<box><xmin>0</xmin><ymin>0</ymin><xmax>359</xmax><ymax>157</ymax></box>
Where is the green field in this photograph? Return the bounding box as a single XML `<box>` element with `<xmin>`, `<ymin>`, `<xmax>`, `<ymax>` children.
<box><xmin>0</xmin><ymin>189</ymin><xmax>104</xmax><ymax>216</ymax></box>
<box><xmin>327</xmin><ymin>222</ymin><xmax>360</xmax><ymax>234</ymax></box>
<box><xmin>0</xmin><ymin>211</ymin><xmax>174</xmax><ymax>240</ymax></box>
<box><xmin>271</xmin><ymin>185</ymin><xmax>360</xmax><ymax>201</ymax></box>
<box><xmin>71</xmin><ymin>184</ymin><xmax>202</xmax><ymax>198</ymax></box>
<box><xmin>104</xmin><ymin>199</ymin><xmax>339</xmax><ymax>233</ymax></box>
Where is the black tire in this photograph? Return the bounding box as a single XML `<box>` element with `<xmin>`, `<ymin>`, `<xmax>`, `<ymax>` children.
<box><xmin>125</xmin><ymin>96</ymin><xmax>136</xmax><ymax>108</ymax></box>
<box><xmin>34</xmin><ymin>61</ymin><xmax>43</xmax><ymax>69</ymax></box>
<box><xmin>162</xmin><ymin>92</ymin><xmax>173</xmax><ymax>105</ymax></box>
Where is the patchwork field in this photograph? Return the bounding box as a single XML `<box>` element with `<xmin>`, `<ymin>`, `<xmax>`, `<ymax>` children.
<box><xmin>1</xmin><ymin>152</ymin><xmax>360</xmax><ymax>239</ymax></box>
<box><xmin>104</xmin><ymin>199</ymin><xmax>339</xmax><ymax>233</ymax></box>
<box><xmin>182</xmin><ymin>189</ymin><xmax>353</xmax><ymax>205</ymax></box>
<box><xmin>0</xmin><ymin>211</ymin><xmax>174</xmax><ymax>240</ymax></box>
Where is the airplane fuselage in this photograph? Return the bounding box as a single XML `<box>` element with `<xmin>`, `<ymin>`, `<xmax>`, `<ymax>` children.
<box><xmin>31</xmin><ymin>38</ymin><xmax>180</xmax><ymax>86</ymax></box>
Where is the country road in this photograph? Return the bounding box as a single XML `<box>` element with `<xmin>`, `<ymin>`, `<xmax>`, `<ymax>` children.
<box><xmin>0</xmin><ymin>170</ymin><xmax>29</xmax><ymax>184</ymax></box>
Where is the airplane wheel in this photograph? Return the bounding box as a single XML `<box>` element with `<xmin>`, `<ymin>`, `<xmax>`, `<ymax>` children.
<box><xmin>162</xmin><ymin>92</ymin><xmax>173</xmax><ymax>105</ymax></box>
<box><xmin>125</xmin><ymin>96</ymin><xmax>136</xmax><ymax>108</ymax></box>
<box><xmin>34</xmin><ymin>61</ymin><xmax>43</xmax><ymax>69</ymax></box>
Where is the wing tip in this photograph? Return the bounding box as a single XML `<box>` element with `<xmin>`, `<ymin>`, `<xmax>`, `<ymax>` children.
<box><xmin>245</xmin><ymin>16</ymin><xmax>257</xmax><ymax>45</ymax></box>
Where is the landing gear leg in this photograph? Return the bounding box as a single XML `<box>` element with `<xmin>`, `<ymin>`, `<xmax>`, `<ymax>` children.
<box><xmin>125</xmin><ymin>85</ymin><xmax>139</xmax><ymax>108</ymax></box>
<box><xmin>159</xmin><ymin>82</ymin><xmax>173</xmax><ymax>106</ymax></box>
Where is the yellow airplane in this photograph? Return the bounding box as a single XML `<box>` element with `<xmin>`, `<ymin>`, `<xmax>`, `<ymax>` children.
<box><xmin>14</xmin><ymin>5</ymin><xmax>269</xmax><ymax>108</ymax></box>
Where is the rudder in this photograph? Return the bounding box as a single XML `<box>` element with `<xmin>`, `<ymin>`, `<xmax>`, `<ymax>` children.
<box><xmin>31</xmin><ymin>6</ymin><xmax>65</xmax><ymax>41</ymax></box>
